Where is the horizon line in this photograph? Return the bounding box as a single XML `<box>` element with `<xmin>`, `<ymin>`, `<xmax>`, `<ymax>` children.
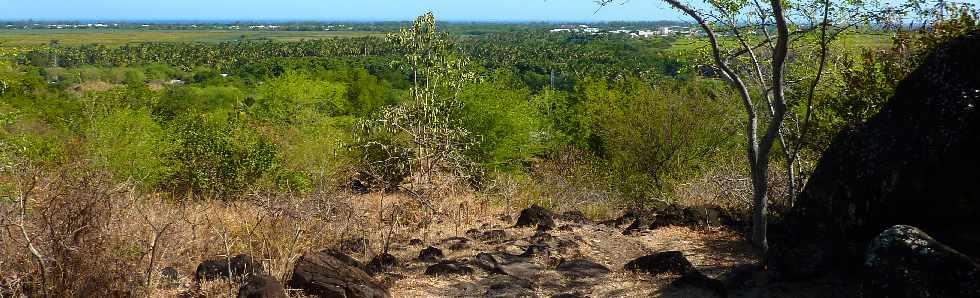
<box><xmin>0</xmin><ymin>18</ymin><xmax>692</xmax><ymax>24</ymax></box>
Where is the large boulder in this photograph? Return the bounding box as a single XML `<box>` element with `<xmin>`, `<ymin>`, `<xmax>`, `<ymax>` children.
<box><xmin>863</xmin><ymin>225</ymin><xmax>980</xmax><ymax>297</ymax></box>
<box><xmin>772</xmin><ymin>29</ymin><xmax>980</xmax><ymax>278</ymax></box>
<box><xmin>288</xmin><ymin>251</ymin><xmax>389</xmax><ymax>298</ymax></box>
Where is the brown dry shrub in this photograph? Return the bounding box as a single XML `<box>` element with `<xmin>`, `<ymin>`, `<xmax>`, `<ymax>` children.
<box><xmin>1</xmin><ymin>166</ymin><xmax>140</xmax><ymax>297</ymax></box>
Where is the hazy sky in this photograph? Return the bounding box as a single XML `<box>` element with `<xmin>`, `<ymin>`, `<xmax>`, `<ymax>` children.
<box><xmin>0</xmin><ymin>0</ymin><xmax>684</xmax><ymax>22</ymax></box>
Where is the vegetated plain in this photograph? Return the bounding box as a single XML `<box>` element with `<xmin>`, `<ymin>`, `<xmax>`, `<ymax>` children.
<box><xmin>0</xmin><ymin>29</ymin><xmax>386</xmax><ymax>46</ymax></box>
<box><xmin>0</xmin><ymin>11</ymin><xmax>975</xmax><ymax>298</ymax></box>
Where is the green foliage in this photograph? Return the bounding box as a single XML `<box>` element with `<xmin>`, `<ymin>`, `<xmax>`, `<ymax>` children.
<box><xmin>274</xmin><ymin>114</ymin><xmax>355</xmax><ymax>190</ymax></box>
<box><xmin>167</xmin><ymin>113</ymin><xmax>279</xmax><ymax>196</ymax></box>
<box><xmin>155</xmin><ymin>85</ymin><xmax>245</xmax><ymax>120</ymax></box>
<box><xmin>578</xmin><ymin>78</ymin><xmax>741</xmax><ymax>199</ymax></box>
<box><xmin>352</xmin><ymin>12</ymin><xmax>481</xmax><ymax>190</ymax></box>
<box><xmin>253</xmin><ymin>71</ymin><xmax>349</xmax><ymax>121</ymax></box>
<box><xmin>84</xmin><ymin>108</ymin><xmax>174</xmax><ymax>188</ymax></box>
<box><xmin>458</xmin><ymin>71</ymin><xmax>547</xmax><ymax>169</ymax></box>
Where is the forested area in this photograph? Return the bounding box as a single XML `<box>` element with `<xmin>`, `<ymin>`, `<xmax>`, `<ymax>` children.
<box><xmin>0</xmin><ymin>2</ymin><xmax>977</xmax><ymax>297</ymax></box>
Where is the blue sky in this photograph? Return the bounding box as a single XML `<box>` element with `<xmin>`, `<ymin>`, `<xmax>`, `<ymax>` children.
<box><xmin>0</xmin><ymin>0</ymin><xmax>684</xmax><ymax>22</ymax></box>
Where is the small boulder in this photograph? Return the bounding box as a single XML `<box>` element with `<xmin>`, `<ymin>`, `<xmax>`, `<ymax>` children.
<box><xmin>418</xmin><ymin>246</ymin><xmax>444</xmax><ymax>262</ymax></box>
<box><xmin>288</xmin><ymin>251</ymin><xmax>389</xmax><ymax>298</ymax></box>
<box><xmin>161</xmin><ymin>266</ymin><xmax>179</xmax><ymax>280</ymax></box>
<box><xmin>441</xmin><ymin>236</ymin><xmax>469</xmax><ymax>251</ymax></box>
<box><xmin>622</xmin><ymin>217</ymin><xmax>652</xmax><ymax>235</ymax></box>
<box><xmin>473</xmin><ymin>252</ymin><xmax>543</xmax><ymax>279</ymax></box>
<box><xmin>515</xmin><ymin>205</ymin><xmax>555</xmax><ymax>230</ymax></box>
<box><xmin>367</xmin><ymin>253</ymin><xmax>397</xmax><ymax>275</ymax></box>
<box><xmin>350</xmin><ymin>179</ymin><xmax>370</xmax><ymax>194</ymax></box>
<box><xmin>530</xmin><ymin>232</ymin><xmax>555</xmax><ymax>244</ymax></box>
<box><xmin>160</xmin><ymin>266</ymin><xmax>180</xmax><ymax>288</ymax></box>
<box><xmin>863</xmin><ymin>225</ymin><xmax>980</xmax><ymax>298</ymax></box>
<box><xmin>556</xmin><ymin>259</ymin><xmax>610</xmax><ymax>278</ymax></box>
<box><xmin>236</xmin><ymin>274</ymin><xmax>287</xmax><ymax>298</ymax></box>
<box><xmin>195</xmin><ymin>254</ymin><xmax>264</xmax><ymax>282</ymax></box>
<box><xmin>425</xmin><ymin>260</ymin><xmax>475</xmax><ymax>276</ymax></box>
<box><xmin>520</xmin><ymin>244</ymin><xmax>550</xmax><ymax>258</ymax></box>
<box><xmin>484</xmin><ymin>275</ymin><xmax>536</xmax><ymax>298</ymax></box>
<box><xmin>682</xmin><ymin>205</ymin><xmax>723</xmax><ymax>227</ymax></box>
<box><xmin>624</xmin><ymin>251</ymin><xmax>695</xmax><ymax>275</ymax></box>
<box><xmin>476</xmin><ymin>229</ymin><xmax>508</xmax><ymax>243</ymax></box>
<box><xmin>558</xmin><ymin>210</ymin><xmax>591</xmax><ymax>224</ymax></box>
<box><xmin>472</xmin><ymin>252</ymin><xmax>504</xmax><ymax>274</ymax></box>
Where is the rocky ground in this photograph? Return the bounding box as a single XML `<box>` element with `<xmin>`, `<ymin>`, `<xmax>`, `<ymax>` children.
<box><xmin>173</xmin><ymin>203</ymin><xmax>865</xmax><ymax>298</ymax></box>
<box><xmin>385</xmin><ymin>212</ymin><xmax>751</xmax><ymax>297</ymax></box>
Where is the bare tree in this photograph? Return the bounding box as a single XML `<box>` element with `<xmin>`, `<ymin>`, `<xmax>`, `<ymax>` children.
<box><xmin>596</xmin><ymin>0</ymin><xmax>884</xmax><ymax>258</ymax></box>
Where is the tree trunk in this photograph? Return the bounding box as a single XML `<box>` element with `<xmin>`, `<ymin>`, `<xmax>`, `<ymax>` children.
<box><xmin>751</xmin><ymin>158</ymin><xmax>770</xmax><ymax>257</ymax></box>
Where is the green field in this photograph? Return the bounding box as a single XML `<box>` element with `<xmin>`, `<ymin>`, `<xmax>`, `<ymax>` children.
<box><xmin>666</xmin><ymin>32</ymin><xmax>892</xmax><ymax>55</ymax></box>
<box><xmin>0</xmin><ymin>29</ymin><xmax>386</xmax><ymax>47</ymax></box>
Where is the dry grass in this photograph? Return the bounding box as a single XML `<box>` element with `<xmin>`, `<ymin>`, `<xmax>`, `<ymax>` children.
<box><xmin>0</xmin><ymin>163</ymin><xmax>514</xmax><ymax>297</ymax></box>
<box><xmin>0</xmin><ymin>152</ymin><xmax>769</xmax><ymax>297</ymax></box>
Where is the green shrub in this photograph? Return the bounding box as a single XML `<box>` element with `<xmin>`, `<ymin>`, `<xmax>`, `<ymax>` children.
<box><xmin>84</xmin><ymin>108</ymin><xmax>174</xmax><ymax>188</ymax></box>
<box><xmin>167</xmin><ymin>112</ymin><xmax>279</xmax><ymax>196</ymax></box>
<box><xmin>458</xmin><ymin>73</ymin><xmax>547</xmax><ymax>169</ymax></box>
<box><xmin>274</xmin><ymin>114</ymin><xmax>355</xmax><ymax>190</ymax></box>
<box><xmin>253</xmin><ymin>71</ymin><xmax>349</xmax><ymax>121</ymax></box>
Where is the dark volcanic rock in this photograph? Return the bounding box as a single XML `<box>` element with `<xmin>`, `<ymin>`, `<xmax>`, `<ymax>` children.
<box><xmin>367</xmin><ymin>253</ymin><xmax>397</xmax><ymax>275</ymax></box>
<box><xmin>322</xmin><ymin>250</ymin><xmax>369</xmax><ymax>273</ymax></box>
<box><xmin>721</xmin><ymin>264</ymin><xmax>767</xmax><ymax>290</ymax></box>
<box><xmin>771</xmin><ymin>29</ymin><xmax>980</xmax><ymax>279</ymax></box>
<box><xmin>862</xmin><ymin>225</ymin><xmax>980</xmax><ymax>298</ymax></box>
<box><xmin>556</xmin><ymin>259</ymin><xmax>610</xmax><ymax>278</ymax></box>
<box><xmin>473</xmin><ymin>252</ymin><xmax>544</xmax><ymax>279</ymax></box>
<box><xmin>237</xmin><ymin>274</ymin><xmax>287</xmax><ymax>298</ymax></box>
<box><xmin>441</xmin><ymin>236</ymin><xmax>470</xmax><ymax>251</ymax></box>
<box><xmin>530</xmin><ymin>232</ymin><xmax>555</xmax><ymax>244</ymax></box>
<box><xmin>624</xmin><ymin>251</ymin><xmax>695</xmax><ymax>275</ymax></box>
<box><xmin>666</xmin><ymin>271</ymin><xmax>727</xmax><ymax>298</ymax></box>
<box><xmin>682</xmin><ymin>205</ymin><xmax>723</xmax><ymax>227</ymax></box>
<box><xmin>520</xmin><ymin>244</ymin><xmax>551</xmax><ymax>258</ymax></box>
<box><xmin>604</xmin><ymin>208</ymin><xmax>643</xmax><ymax>227</ymax></box>
<box><xmin>418</xmin><ymin>246</ymin><xmax>444</xmax><ymax>262</ymax></box>
<box><xmin>161</xmin><ymin>266</ymin><xmax>178</xmax><ymax>280</ymax></box>
<box><xmin>195</xmin><ymin>254</ymin><xmax>264</xmax><ymax>282</ymax></box>
<box><xmin>424</xmin><ymin>260</ymin><xmax>475</xmax><ymax>276</ymax></box>
<box><xmin>558</xmin><ymin>210</ymin><xmax>591</xmax><ymax>224</ymax></box>
<box><xmin>515</xmin><ymin>205</ymin><xmax>555</xmax><ymax>231</ymax></box>
<box><xmin>476</xmin><ymin>229</ymin><xmax>508</xmax><ymax>243</ymax></box>
<box><xmin>484</xmin><ymin>275</ymin><xmax>536</xmax><ymax>298</ymax></box>
<box><xmin>622</xmin><ymin>217</ymin><xmax>653</xmax><ymax>235</ymax></box>
<box><xmin>288</xmin><ymin>251</ymin><xmax>389</xmax><ymax>298</ymax></box>
<box><xmin>473</xmin><ymin>252</ymin><xmax>504</xmax><ymax>274</ymax></box>
<box><xmin>350</xmin><ymin>179</ymin><xmax>370</xmax><ymax>194</ymax></box>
